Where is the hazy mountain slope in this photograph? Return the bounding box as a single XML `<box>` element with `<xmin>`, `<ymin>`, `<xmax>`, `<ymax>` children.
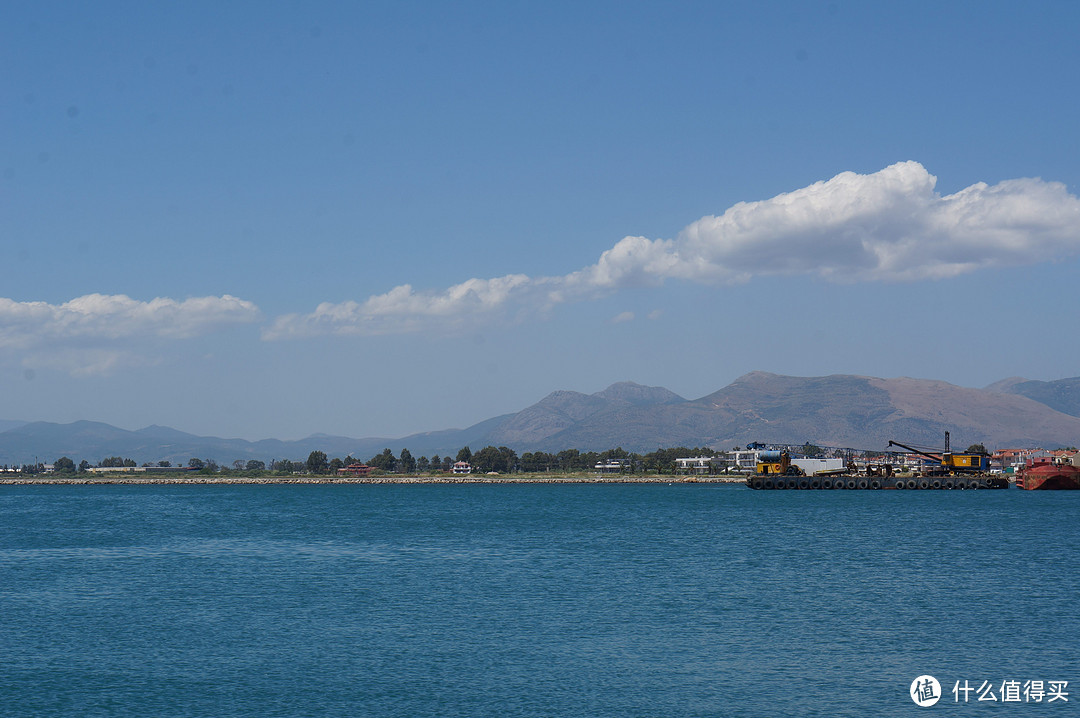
<box><xmin>0</xmin><ymin>419</ymin><xmax>27</xmax><ymax>433</ymax></box>
<box><xmin>693</xmin><ymin>372</ymin><xmax>897</xmax><ymax>445</ymax></box>
<box><xmin>866</xmin><ymin>376</ymin><xmax>1080</xmax><ymax>447</ymax></box>
<box><xmin>5</xmin><ymin>374</ymin><xmax>1080</xmax><ymax>465</ymax></box>
<box><xmin>0</xmin><ymin>421</ymin><xmax>394</xmax><ymax>467</ymax></box>
<box><xmin>528</xmin><ymin>373</ymin><xmax>1080</xmax><ymax>452</ymax></box>
<box><xmin>479</xmin><ymin>382</ymin><xmax>687</xmax><ymax>448</ymax></box>
<box><xmin>593</xmin><ymin>382</ymin><xmax>685</xmax><ymax>406</ymax></box>
<box><xmin>0</xmin><ymin>421</ymin><xmax>169</xmax><ymax>465</ymax></box>
<box><xmin>992</xmin><ymin>377</ymin><xmax>1080</xmax><ymax>418</ymax></box>
<box><xmin>533</xmin><ymin>373</ymin><xmax>897</xmax><ymax>452</ymax></box>
<box><xmin>983</xmin><ymin>377</ymin><xmax>1029</xmax><ymax>393</ymax></box>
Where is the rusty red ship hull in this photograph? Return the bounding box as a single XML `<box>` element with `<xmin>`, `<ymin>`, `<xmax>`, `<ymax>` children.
<box><xmin>1017</xmin><ymin>462</ymin><xmax>1080</xmax><ymax>490</ymax></box>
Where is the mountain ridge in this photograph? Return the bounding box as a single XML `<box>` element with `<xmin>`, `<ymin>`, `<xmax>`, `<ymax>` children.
<box><xmin>3</xmin><ymin>375</ymin><xmax>1080</xmax><ymax>465</ymax></box>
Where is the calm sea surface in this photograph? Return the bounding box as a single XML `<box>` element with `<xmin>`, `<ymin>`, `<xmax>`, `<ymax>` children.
<box><xmin>1</xmin><ymin>484</ymin><xmax>1077</xmax><ymax>717</ymax></box>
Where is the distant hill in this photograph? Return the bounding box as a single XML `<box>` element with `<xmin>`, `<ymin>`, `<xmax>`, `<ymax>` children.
<box><xmin>473</xmin><ymin>382</ymin><xmax>686</xmax><ymax>448</ymax></box>
<box><xmin>989</xmin><ymin>377</ymin><xmax>1080</xmax><ymax>418</ymax></box>
<box><xmin>471</xmin><ymin>373</ymin><xmax>1080</xmax><ymax>453</ymax></box>
<box><xmin>0</xmin><ymin>421</ymin><xmax>399</xmax><ymax>468</ymax></box>
<box><xmin>685</xmin><ymin>372</ymin><xmax>1080</xmax><ymax>450</ymax></box>
<box><xmin>4</xmin><ymin>374</ymin><xmax>1080</xmax><ymax>465</ymax></box>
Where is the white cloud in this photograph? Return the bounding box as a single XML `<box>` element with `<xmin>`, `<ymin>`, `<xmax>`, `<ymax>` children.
<box><xmin>265</xmin><ymin>274</ymin><xmax>551</xmax><ymax>339</ymax></box>
<box><xmin>664</xmin><ymin>161</ymin><xmax>1080</xmax><ymax>282</ymax></box>
<box><xmin>265</xmin><ymin>162</ymin><xmax>1080</xmax><ymax>338</ymax></box>
<box><xmin>0</xmin><ymin>294</ymin><xmax>260</xmax><ymax>372</ymax></box>
<box><xmin>612</xmin><ymin>311</ymin><xmax>635</xmax><ymax>324</ymax></box>
<box><xmin>26</xmin><ymin>348</ymin><xmax>162</xmax><ymax>377</ymax></box>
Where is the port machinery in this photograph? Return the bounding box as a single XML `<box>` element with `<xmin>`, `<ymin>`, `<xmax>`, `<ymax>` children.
<box><xmin>747</xmin><ymin>470</ymin><xmax>1008</xmax><ymax>490</ymax></box>
<box><xmin>745</xmin><ymin>433</ymin><xmax>1009</xmax><ymax>490</ymax></box>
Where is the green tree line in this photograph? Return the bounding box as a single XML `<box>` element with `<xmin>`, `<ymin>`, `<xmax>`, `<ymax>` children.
<box><xmin>27</xmin><ymin>445</ymin><xmax>729</xmax><ymax>477</ymax></box>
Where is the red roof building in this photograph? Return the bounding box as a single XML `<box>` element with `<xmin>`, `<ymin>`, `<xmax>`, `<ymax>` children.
<box><xmin>338</xmin><ymin>463</ymin><xmax>373</xmax><ymax>477</ymax></box>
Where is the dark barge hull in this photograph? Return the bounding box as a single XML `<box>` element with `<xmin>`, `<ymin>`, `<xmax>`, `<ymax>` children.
<box><xmin>1016</xmin><ymin>463</ymin><xmax>1080</xmax><ymax>490</ymax></box>
<box><xmin>746</xmin><ymin>475</ymin><xmax>1009</xmax><ymax>490</ymax></box>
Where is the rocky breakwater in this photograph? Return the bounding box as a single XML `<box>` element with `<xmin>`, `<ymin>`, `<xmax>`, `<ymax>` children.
<box><xmin>2</xmin><ymin>474</ymin><xmax>746</xmax><ymax>485</ymax></box>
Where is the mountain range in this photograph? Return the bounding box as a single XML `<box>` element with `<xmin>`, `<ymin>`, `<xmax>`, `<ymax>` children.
<box><xmin>3</xmin><ymin>372</ymin><xmax>1080</xmax><ymax>466</ymax></box>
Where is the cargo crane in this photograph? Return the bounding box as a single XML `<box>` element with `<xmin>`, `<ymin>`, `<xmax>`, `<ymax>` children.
<box><xmin>746</xmin><ymin>432</ymin><xmax>1007</xmax><ymax>489</ymax></box>
<box><xmin>887</xmin><ymin>431</ymin><xmax>990</xmax><ymax>474</ymax></box>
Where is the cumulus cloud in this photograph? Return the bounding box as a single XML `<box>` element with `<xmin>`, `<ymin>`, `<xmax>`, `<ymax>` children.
<box><xmin>0</xmin><ymin>294</ymin><xmax>260</xmax><ymax>372</ymax></box>
<box><xmin>265</xmin><ymin>162</ymin><xmax>1080</xmax><ymax>338</ymax></box>
<box><xmin>266</xmin><ymin>274</ymin><xmax>558</xmax><ymax>339</ymax></box>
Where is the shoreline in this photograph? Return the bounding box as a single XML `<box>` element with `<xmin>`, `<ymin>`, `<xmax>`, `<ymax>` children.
<box><xmin>1</xmin><ymin>475</ymin><xmax>746</xmax><ymax>486</ymax></box>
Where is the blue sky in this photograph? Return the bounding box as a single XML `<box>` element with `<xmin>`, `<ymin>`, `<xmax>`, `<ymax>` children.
<box><xmin>4</xmin><ymin>1</ymin><xmax>1080</xmax><ymax>440</ymax></box>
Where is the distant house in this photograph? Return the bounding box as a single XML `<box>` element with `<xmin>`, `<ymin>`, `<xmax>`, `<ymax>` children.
<box><xmin>594</xmin><ymin>459</ymin><xmax>629</xmax><ymax>473</ymax></box>
<box><xmin>712</xmin><ymin>451</ymin><xmax>758</xmax><ymax>474</ymax></box>
<box><xmin>674</xmin><ymin>457</ymin><xmax>713</xmax><ymax>474</ymax></box>
<box><xmin>337</xmin><ymin>463</ymin><xmax>373</xmax><ymax>477</ymax></box>
<box><xmin>452</xmin><ymin>461</ymin><xmax>472</xmax><ymax>475</ymax></box>
<box><xmin>993</xmin><ymin>448</ymin><xmax>1052</xmax><ymax>473</ymax></box>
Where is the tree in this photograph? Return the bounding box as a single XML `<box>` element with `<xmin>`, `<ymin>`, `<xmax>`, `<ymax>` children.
<box><xmin>158</xmin><ymin>460</ymin><xmax>171</xmax><ymax>467</ymax></box>
<box><xmin>456</xmin><ymin>446</ymin><xmax>472</xmax><ymax>463</ymax></box>
<box><xmin>416</xmin><ymin>456</ymin><xmax>430</xmax><ymax>473</ymax></box>
<box><xmin>499</xmin><ymin>446</ymin><xmax>518</xmax><ymax>473</ymax></box>
<box><xmin>966</xmin><ymin>443</ymin><xmax>989</xmax><ymax>455</ymax></box>
<box><xmin>306</xmin><ymin>450</ymin><xmax>329</xmax><ymax>474</ymax></box>
<box><xmin>471</xmin><ymin>446</ymin><xmax>518</xmax><ymax>473</ymax></box>
<box><xmin>233</xmin><ymin>460</ymin><xmax>246</xmax><ymax>471</ymax></box>
<box><xmin>329</xmin><ymin>457</ymin><xmax>344</xmax><ymax>473</ymax></box>
<box><xmin>369</xmin><ymin>448</ymin><xmax>396</xmax><ymax>472</ymax></box>
<box><xmin>399</xmin><ymin>448</ymin><xmax>416</xmax><ymax>474</ymax></box>
<box><xmin>430</xmin><ymin>455</ymin><xmax>441</xmax><ymax>472</ymax></box>
<box><xmin>188</xmin><ymin>458</ymin><xmax>206</xmax><ymax>469</ymax></box>
<box><xmin>520</xmin><ymin>452</ymin><xmax>545</xmax><ymax>472</ymax></box>
<box><xmin>272</xmin><ymin>459</ymin><xmax>294</xmax><ymax>473</ymax></box>
<box><xmin>556</xmin><ymin>449</ymin><xmax>580</xmax><ymax>472</ymax></box>
<box><xmin>471</xmin><ymin>446</ymin><xmax>504</xmax><ymax>473</ymax></box>
<box><xmin>78</xmin><ymin>459</ymin><xmax>91</xmax><ymax>473</ymax></box>
<box><xmin>246</xmin><ymin>459</ymin><xmax>266</xmax><ymax>471</ymax></box>
<box><xmin>54</xmin><ymin>456</ymin><xmax>76</xmax><ymax>474</ymax></box>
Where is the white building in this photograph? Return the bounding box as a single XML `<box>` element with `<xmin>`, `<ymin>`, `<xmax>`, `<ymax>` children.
<box><xmin>674</xmin><ymin>457</ymin><xmax>714</xmax><ymax>474</ymax></box>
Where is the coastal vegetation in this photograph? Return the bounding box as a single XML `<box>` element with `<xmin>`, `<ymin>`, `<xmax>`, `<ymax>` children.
<box><xmin>8</xmin><ymin>444</ymin><xmax>730</xmax><ymax>479</ymax></box>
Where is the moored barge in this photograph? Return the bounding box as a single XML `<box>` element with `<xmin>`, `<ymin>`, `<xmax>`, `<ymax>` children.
<box><xmin>745</xmin><ymin>434</ymin><xmax>1009</xmax><ymax>490</ymax></box>
<box><xmin>1017</xmin><ymin>458</ymin><xmax>1080</xmax><ymax>490</ymax></box>
<box><xmin>746</xmin><ymin>474</ymin><xmax>1008</xmax><ymax>490</ymax></box>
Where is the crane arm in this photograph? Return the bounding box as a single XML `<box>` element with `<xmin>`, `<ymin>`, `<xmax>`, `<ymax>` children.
<box><xmin>887</xmin><ymin>440</ymin><xmax>943</xmax><ymax>464</ymax></box>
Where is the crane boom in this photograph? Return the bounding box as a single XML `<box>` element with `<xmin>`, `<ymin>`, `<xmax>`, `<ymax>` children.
<box><xmin>887</xmin><ymin>439</ymin><xmax>942</xmax><ymax>463</ymax></box>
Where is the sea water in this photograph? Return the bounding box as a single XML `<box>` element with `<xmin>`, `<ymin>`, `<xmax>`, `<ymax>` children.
<box><xmin>0</xmin><ymin>483</ymin><xmax>1077</xmax><ymax>717</ymax></box>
